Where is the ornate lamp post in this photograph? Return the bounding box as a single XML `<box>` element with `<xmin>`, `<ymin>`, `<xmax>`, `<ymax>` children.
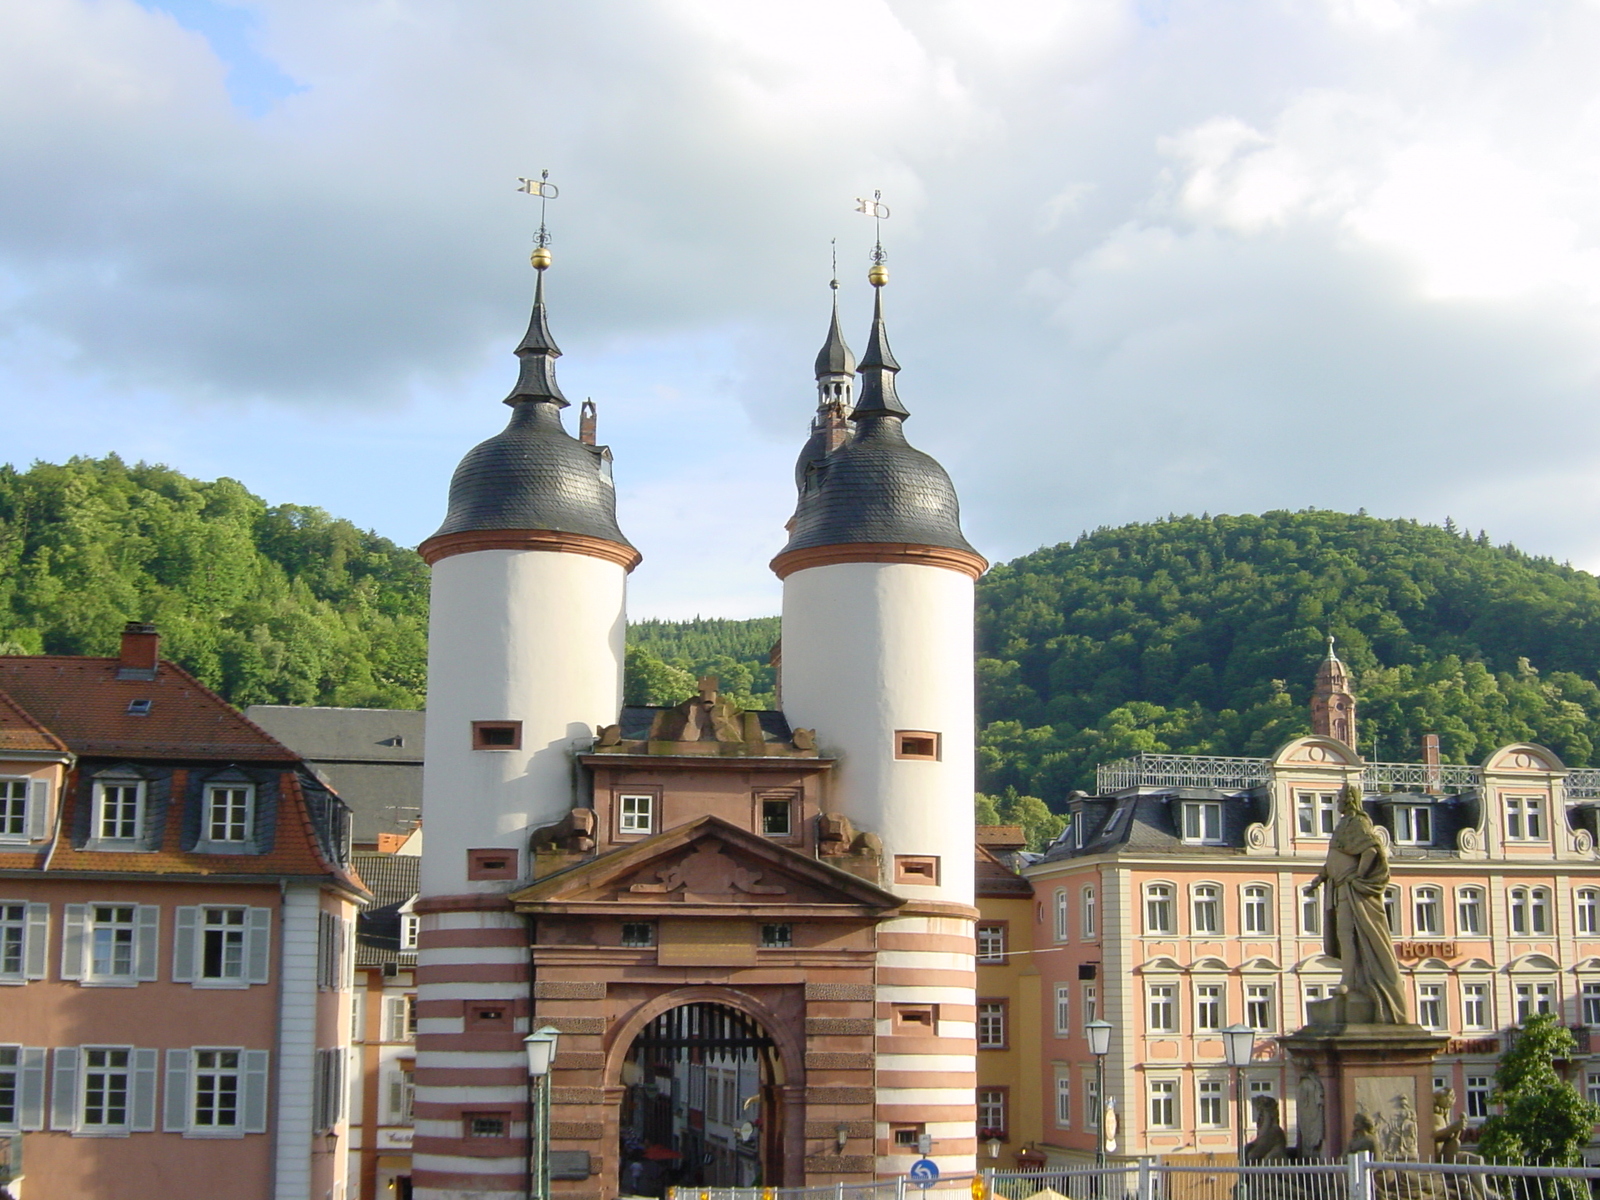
<box><xmin>1085</xmin><ymin>1018</ymin><xmax>1113</xmax><ymax>1166</ymax></box>
<box><xmin>525</xmin><ymin>1025</ymin><xmax>562</xmax><ymax>1200</ymax></box>
<box><xmin>1221</xmin><ymin>1023</ymin><xmax>1255</xmax><ymax>1179</ymax></box>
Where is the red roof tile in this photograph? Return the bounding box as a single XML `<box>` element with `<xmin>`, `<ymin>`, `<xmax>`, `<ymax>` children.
<box><xmin>0</xmin><ymin>685</ymin><xmax>67</xmax><ymax>753</ymax></box>
<box><xmin>0</xmin><ymin>657</ymin><xmax>298</xmax><ymax>761</ymax></box>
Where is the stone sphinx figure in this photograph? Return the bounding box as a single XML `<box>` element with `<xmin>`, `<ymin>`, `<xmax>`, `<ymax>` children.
<box><xmin>1244</xmin><ymin>1095</ymin><xmax>1289</xmax><ymax>1163</ymax></box>
<box><xmin>1309</xmin><ymin>787</ymin><xmax>1408</xmax><ymax>1023</ymax></box>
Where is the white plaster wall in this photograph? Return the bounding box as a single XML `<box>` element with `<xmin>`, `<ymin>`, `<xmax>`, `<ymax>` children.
<box><xmin>275</xmin><ymin>885</ymin><xmax>320</xmax><ymax>1200</ymax></box>
<box><xmin>780</xmin><ymin>560</ymin><xmax>975</xmax><ymax>905</ymax></box>
<box><xmin>420</xmin><ymin>548</ymin><xmax>625</xmax><ymax>896</ymax></box>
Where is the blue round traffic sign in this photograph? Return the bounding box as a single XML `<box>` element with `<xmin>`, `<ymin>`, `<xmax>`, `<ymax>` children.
<box><xmin>909</xmin><ymin>1159</ymin><xmax>940</xmax><ymax>1188</ymax></box>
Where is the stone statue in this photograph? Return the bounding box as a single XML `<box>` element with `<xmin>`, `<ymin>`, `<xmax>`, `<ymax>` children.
<box><xmin>1386</xmin><ymin>1094</ymin><xmax>1420</xmax><ymax>1160</ymax></box>
<box><xmin>1432</xmin><ymin>1088</ymin><xmax>1465</xmax><ymax>1161</ymax></box>
<box><xmin>1296</xmin><ymin>1072</ymin><xmax>1325</xmax><ymax>1155</ymax></box>
<box><xmin>1309</xmin><ymin>787</ymin><xmax>1408</xmax><ymax>1023</ymax></box>
<box><xmin>1348</xmin><ymin>1111</ymin><xmax>1378</xmax><ymax>1155</ymax></box>
<box><xmin>1244</xmin><ymin>1095</ymin><xmax>1289</xmax><ymax>1163</ymax></box>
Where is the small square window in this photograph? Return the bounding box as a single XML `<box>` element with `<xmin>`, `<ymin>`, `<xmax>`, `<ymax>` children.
<box><xmin>892</xmin><ymin>1124</ymin><xmax>925</xmax><ymax>1149</ymax></box>
<box><xmin>760</xmin><ymin>797</ymin><xmax>793</xmax><ymax>837</ymax></box>
<box><xmin>894</xmin><ymin>1004</ymin><xmax>937</xmax><ymax>1031</ymax></box>
<box><xmin>894</xmin><ymin>731</ymin><xmax>941</xmax><ymax>760</ymax></box>
<box><xmin>471</xmin><ymin>721</ymin><xmax>521</xmax><ymax>750</ymax></box>
<box><xmin>126</xmin><ymin>699</ymin><xmax>152</xmax><ymax>716</ymax></box>
<box><xmin>467</xmin><ymin>1112</ymin><xmax>509</xmax><ymax>1138</ymax></box>
<box><xmin>760</xmin><ymin>923</ymin><xmax>792</xmax><ymax>948</ymax></box>
<box><xmin>621</xmin><ymin>922</ymin><xmax>655</xmax><ymax>947</ymax></box>
<box><xmin>466</xmin><ymin>848</ymin><xmax>517</xmax><ymax>880</ymax></box>
<box><xmin>466</xmin><ymin>1005</ymin><xmax>510</xmax><ymax>1030</ymax></box>
<box><xmin>894</xmin><ymin>855</ymin><xmax>940</xmax><ymax>885</ymax></box>
<box><xmin>618</xmin><ymin>794</ymin><xmax>654</xmax><ymax>835</ymax></box>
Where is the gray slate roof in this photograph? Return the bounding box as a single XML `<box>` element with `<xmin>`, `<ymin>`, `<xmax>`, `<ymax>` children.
<box><xmin>353</xmin><ymin>850</ymin><xmax>419</xmax><ymax>966</ymax></box>
<box><xmin>246</xmin><ymin>706</ymin><xmax>423</xmax><ymax>845</ymax></box>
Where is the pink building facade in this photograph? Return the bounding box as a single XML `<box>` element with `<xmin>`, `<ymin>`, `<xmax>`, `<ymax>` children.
<box><xmin>1026</xmin><ymin>731</ymin><xmax>1600</xmax><ymax>1163</ymax></box>
<box><xmin>0</xmin><ymin>625</ymin><xmax>365</xmax><ymax>1199</ymax></box>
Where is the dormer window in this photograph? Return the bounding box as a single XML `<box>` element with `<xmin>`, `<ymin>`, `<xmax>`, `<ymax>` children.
<box><xmin>1506</xmin><ymin>796</ymin><xmax>1546</xmax><ymax>841</ymax></box>
<box><xmin>93</xmin><ymin>778</ymin><xmax>145</xmax><ymax>844</ymax></box>
<box><xmin>1180</xmin><ymin>802</ymin><xmax>1223</xmax><ymax>844</ymax></box>
<box><xmin>206</xmin><ymin>784</ymin><xmax>255</xmax><ymax>844</ymax></box>
<box><xmin>1394</xmin><ymin>805</ymin><xmax>1432</xmax><ymax>845</ymax></box>
<box><xmin>400</xmin><ymin>913</ymin><xmax>420</xmax><ymax>951</ymax></box>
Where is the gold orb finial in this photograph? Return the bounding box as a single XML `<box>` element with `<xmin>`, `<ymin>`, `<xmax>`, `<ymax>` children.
<box><xmin>530</xmin><ymin>245</ymin><xmax>553</xmax><ymax>270</ymax></box>
<box><xmin>868</xmin><ymin>261</ymin><xmax>889</xmax><ymax>287</ymax></box>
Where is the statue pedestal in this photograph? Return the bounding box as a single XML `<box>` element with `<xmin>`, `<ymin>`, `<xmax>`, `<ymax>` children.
<box><xmin>1280</xmin><ymin>1003</ymin><xmax>1447</xmax><ymax>1159</ymax></box>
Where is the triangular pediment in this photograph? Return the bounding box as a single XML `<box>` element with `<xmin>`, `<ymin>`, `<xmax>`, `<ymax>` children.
<box><xmin>510</xmin><ymin>814</ymin><xmax>903</xmax><ymax>915</ymax></box>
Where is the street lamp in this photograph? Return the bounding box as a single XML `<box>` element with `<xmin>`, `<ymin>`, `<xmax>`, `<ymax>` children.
<box><xmin>525</xmin><ymin>1026</ymin><xmax>562</xmax><ymax>1200</ymax></box>
<box><xmin>1221</xmin><ymin>1023</ymin><xmax>1255</xmax><ymax>1174</ymax></box>
<box><xmin>1085</xmin><ymin>1018</ymin><xmax>1113</xmax><ymax>1167</ymax></box>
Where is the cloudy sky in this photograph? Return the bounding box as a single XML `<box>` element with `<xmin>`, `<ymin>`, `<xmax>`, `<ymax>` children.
<box><xmin>5</xmin><ymin>0</ymin><xmax>1600</xmax><ymax>617</ymax></box>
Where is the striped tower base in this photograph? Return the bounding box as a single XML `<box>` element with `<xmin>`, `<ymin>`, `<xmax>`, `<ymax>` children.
<box><xmin>875</xmin><ymin>911</ymin><xmax>977</xmax><ymax>1177</ymax></box>
<box><xmin>412</xmin><ymin>901</ymin><xmax>532</xmax><ymax>1200</ymax></box>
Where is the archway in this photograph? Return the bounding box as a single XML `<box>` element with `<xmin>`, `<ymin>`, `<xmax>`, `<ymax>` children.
<box><xmin>618</xmin><ymin>1002</ymin><xmax>780</xmax><ymax>1197</ymax></box>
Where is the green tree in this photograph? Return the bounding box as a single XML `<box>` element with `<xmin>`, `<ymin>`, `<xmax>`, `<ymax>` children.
<box><xmin>1478</xmin><ymin>1013</ymin><xmax>1600</xmax><ymax>1164</ymax></box>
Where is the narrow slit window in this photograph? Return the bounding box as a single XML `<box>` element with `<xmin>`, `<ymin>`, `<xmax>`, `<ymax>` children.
<box><xmin>894</xmin><ymin>731</ymin><xmax>940</xmax><ymax>761</ymax></box>
<box><xmin>471</xmin><ymin>721</ymin><xmax>522</xmax><ymax>750</ymax></box>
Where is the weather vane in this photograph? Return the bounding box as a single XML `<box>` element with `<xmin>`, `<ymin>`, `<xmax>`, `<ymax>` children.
<box><xmin>830</xmin><ymin>238</ymin><xmax>838</xmax><ymax>291</ymax></box>
<box><xmin>855</xmin><ymin>190</ymin><xmax>890</xmax><ymax>265</ymax></box>
<box><xmin>517</xmin><ymin>170</ymin><xmax>559</xmax><ymax>264</ymax></box>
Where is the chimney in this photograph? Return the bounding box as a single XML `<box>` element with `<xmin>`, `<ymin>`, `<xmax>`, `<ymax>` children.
<box><xmin>117</xmin><ymin>622</ymin><xmax>160</xmax><ymax>679</ymax></box>
<box><xmin>1422</xmin><ymin>734</ymin><xmax>1441</xmax><ymax>768</ymax></box>
<box><xmin>579</xmin><ymin>398</ymin><xmax>597</xmax><ymax>446</ymax></box>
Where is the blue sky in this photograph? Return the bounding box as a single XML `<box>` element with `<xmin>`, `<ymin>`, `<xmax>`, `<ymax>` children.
<box><xmin>6</xmin><ymin>1</ymin><xmax>1600</xmax><ymax>617</ymax></box>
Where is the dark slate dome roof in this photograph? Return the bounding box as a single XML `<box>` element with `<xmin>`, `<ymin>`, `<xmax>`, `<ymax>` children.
<box><xmin>430</xmin><ymin>401</ymin><xmax>633</xmax><ymax>546</ymax></box>
<box><xmin>427</xmin><ymin>269</ymin><xmax>633</xmax><ymax>551</ymax></box>
<box><xmin>782</xmin><ymin>415</ymin><xmax>976</xmax><ymax>554</ymax></box>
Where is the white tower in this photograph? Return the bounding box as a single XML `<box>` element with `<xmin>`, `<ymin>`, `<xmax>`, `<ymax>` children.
<box><xmin>772</xmin><ymin>268</ymin><xmax>987</xmax><ymax>1175</ymax></box>
<box><xmin>412</xmin><ymin>253</ymin><xmax>638</xmax><ymax>1200</ymax></box>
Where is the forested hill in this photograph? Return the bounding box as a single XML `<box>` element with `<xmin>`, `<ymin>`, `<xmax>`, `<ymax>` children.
<box><xmin>8</xmin><ymin>461</ymin><xmax>1600</xmax><ymax>802</ymax></box>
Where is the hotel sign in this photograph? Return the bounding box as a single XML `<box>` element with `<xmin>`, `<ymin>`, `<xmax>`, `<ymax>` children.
<box><xmin>1395</xmin><ymin>942</ymin><xmax>1456</xmax><ymax>960</ymax></box>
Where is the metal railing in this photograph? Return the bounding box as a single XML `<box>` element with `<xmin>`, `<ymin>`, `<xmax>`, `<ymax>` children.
<box><xmin>676</xmin><ymin>1155</ymin><xmax>1600</xmax><ymax>1200</ymax></box>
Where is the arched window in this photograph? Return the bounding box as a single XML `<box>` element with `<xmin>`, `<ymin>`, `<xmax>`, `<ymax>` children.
<box><xmin>1191</xmin><ymin>884</ymin><xmax>1221</xmax><ymax>934</ymax></box>
<box><xmin>1242</xmin><ymin>885</ymin><xmax>1272</xmax><ymax>935</ymax></box>
<box><xmin>1413</xmin><ymin>887</ymin><xmax>1441</xmax><ymax>936</ymax></box>
<box><xmin>1579</xmin><ymin>889</ymin><xmax>1599</xmax><ymax>936</ymax></box>
<box><xmin>1531</xmin><ymin>887</ymin><xmax>1549</xmax><ymax>934</ymax></box>
<box><xmin>1081</xmin><ymin>886</ymin><xmax>1097</xmax><ymax>940</ymax></box>
<box><xmin>1054</xmin><ymin>889</ymin><xmax>1069</xmax><ymax>943</ymax></box>
<box><xmin>1145</xmin><ymin>884</ymin><xmax>1174</xmax><ymax>935</ymax></box>
<box><xmin>1510</xmin><ymin>887</ymin><xmax>1529</xmax><ymax>935</ymax></box>
<box><xmin>1383</xmin><ymin>887</ymin><xmax>1400</xmax><ymax>935</ymax></box>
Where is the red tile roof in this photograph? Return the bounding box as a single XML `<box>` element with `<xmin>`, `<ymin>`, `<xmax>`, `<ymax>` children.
<box><xmin>0</xmin><ymin>685</ymin><xmax>67</xmax><ymax>753</ymax></box>
<box><xmin>0</xmin><ymin>657</ymin><xmax>298</xmax><ymax>761</ymax></box>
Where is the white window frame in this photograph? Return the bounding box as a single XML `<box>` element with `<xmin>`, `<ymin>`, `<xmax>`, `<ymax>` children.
<box><xmin>1394</xmin><ymin>805</ymin><xmax>1433</xmax><ymax>845</ymax></box>
<box><xmin>1296</xmin><ymin>791</ymin><xmax>1336</xmax><ymax>838</ymax></box>
<box><xmin>56</xmin><ymin>1045</ymin><xmax>158</xmax><ymax>1135</ymax></box>
<box><xmin>1582</xmin><ymin>981</ymin><xmax>1600</xmax><ymax>1026</ymax></box>
<box><xmin>1191</xmin><ymin>884</ymin><xmax>1221</xmax><ymax>934</ymax></box>
<box><xmin>978</xmin><ymin>1087</ymin><xmax>1006</xmax><ymax>1137</ymax></box>
<box><xmin>1505</xmin><ymin>796</ymin><xmax>1547</xmax><ymax>842</ymax></box>
<box><xmin>1148</xmin><ymin>1078</ymin><xmax>1178</xmax><ymax>1130</ymax></box>
<box><xmin>1054</xmin><ymin>889</ymin><xmax>1069</xmax><ymax>942</ymax></box>
<box><xmin>1383</xmin><ymin>887</ymin><xmax>1400</xmax><ymax>935</ymax></box>
<box><xmin>173</xmin><ymin>907</ymin><xmax>271</xmax><ymax>988</ymax></box>
<box><xmin>201</xmin><ymin>782</ymin><xmax>255</xmax><ymax>847</ymax></box>
<box><xmin>1245</xmin><ymin>984</ymin><xmax>1275</xmax><ymax>1031</ymax></box>
<box><xmin>161</xmin><ymin>1047</ymin><xmax>269</xmax><ymax>1136</ymax></box>
<box><xmin>1413</xmin><ymin>887</ymin><xmax>1442</xmax><ymax>936</ymax></box>
<box><xmin>400</xmin><ymin>910</ymin><xmax>419</xmax><ymax>951</ymax></box>
<box><xmin>1085</xmin><ymin>1073</ymin><xmax>1101</xmax><ymax>1131</ymax></box>
<box><xmin>1579</xmin><ymin>890</ymin><xmax>1599</xmax><ymax>936</ymax></box>
<box><xmin>1242</xmin><ymin>884</ymin><xmax>1272</xmax><ymax>935</ymax></box>
<box><xmin>1461</xmin><ymin>981</ymin><xmax>1490</xmax><ymax>1030</ymax></box>
<box><xmin>1301</xmin><ymin>884</ymin><xmax>1322</xmax><ymax>935</ymax></box>
<box><xmin>1514</xmin><ymin>980</ymin><xmax>1556</xmax><ymax>1023</ymax></box>
<box><xmin>1417</xmin><ymin>982</ymin><xmax>1444</xmax><ymax>1029</ymax></box>
<box><xmin>977</xmin><ymin>923</ymin><xmax>1006</xmax><ymax>963</ymax></box>
<box><xmin>63</xmin><ymin>903</ymin><xmax>159</xmax><ymax>987</ymax></box>
<box><xmin>1081</xmin><ymin>886</ymin><xmax>1097</xmax><ymax>940</ymax></box>
<box><xmin>0</xmin><ymin>776</ymin><xmax>50</xmax><ymax>844</ymax></box>
<box><xmin>1195</xmin><ymin>983</ymin><xmax>1223</xmax><ymax>1032</ymax></box>
<box><xmin>1082</xmin><ymin>983</ymin><xmax>1098</xmax><ymax>1030</ymax></box>
<box><xmin>1197</xmin><ymin>1078</ymin><xmax>1226</xmax><ymax>1128</ymax></box>
<box><xmin>1054</xmin><ymin>1070</ymin><xmax>1072</xmax><ymax>1129</ymax></box>
<box><xmin>1054</xmin><ymin>985</ymin><xmax>1071</xmax><ymax>1036</ymax></box>
<box><xmin>91</xmin><ymin>777</ymin><xmax>146</xmax><ymax>847</ymax></box>
<box><xmin>1147</xmin><ymin>983</ymin><xmax>1177</xmax><ymax>1033</ymax></box>
<box><xmin>1181</xmin><ymin>802</ymin><xmax>1223</xmax><ymax>844</ymax></box>
<box><xmin>1464</xmin><ymin>1075</ymin><xmax>1490</xmax><ymax>1120</ymax></box>
<box><xmin>618</xmin><ymin>793</ymin><xmax>654</xmax><ymax>835</ymax></box>
<box><xmin>1145</xmin><ymin>883</ymin><xmax>1174</xmax><ymax>934</ymax></box>
<box><xmin>0</xmin><ymin>1044</ymin><xmax>47</xmax><ymax>1132</ymax></box>
<box><xmin>977</xmin><ymin>1002</ymin><xmax>1007</xmax><ymax>1049</ymax></box>
<box><xmin>1456</xmin><ymin>887</ymin><xmax>1484</xmax><ymax>936</ymax></box>
<box><xmin>0</xmin><ymin>900</ymin><xmax>49</xmax><ymax>984</ymax></box>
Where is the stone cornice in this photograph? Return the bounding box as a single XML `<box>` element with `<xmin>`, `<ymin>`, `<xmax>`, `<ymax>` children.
<box><xmin>418</xmin><ymin>527</ymin><xmax>641</xmax><ymax>572</ymax></box>
<box><xmin>770</xmin><ymin>542</ymin><xmax>987</xmax><ymax>581</ymax></box>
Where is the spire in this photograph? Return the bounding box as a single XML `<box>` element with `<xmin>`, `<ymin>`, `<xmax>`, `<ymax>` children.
<box><xmin>852</xmin><ymin>279</ymin><xmax>909</xmax><ymax>419</ymax></box>
<box><xmin>814</xmin><ymin>279</ymin><xmax>856</xmax><ymax>382</ymax></box>
<box><xmin>503</xmin><ymin>266</ymin><xmax>569</xmax><ymax>407</ymax></box>
<box><xmin>1311</xmin><ymin>633</ymin><xmax>1357</xmax><ymax>748</ymax></box>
